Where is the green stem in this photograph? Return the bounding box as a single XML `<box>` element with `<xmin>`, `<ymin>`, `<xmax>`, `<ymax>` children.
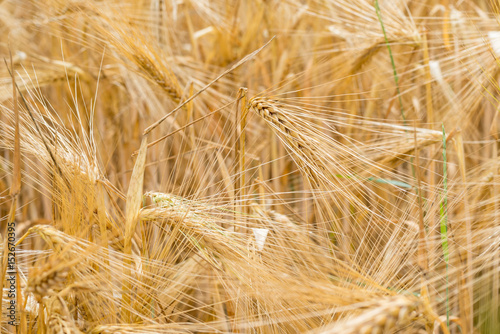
<box><xmin>374</xmin><ymin>0</ymin><xmax>406</xmax><ymax>124</ymax></box>
<box><xmin>441</xmin><ymin>124</ymin><xmax>450</xmax><ymax>329</ymax></box>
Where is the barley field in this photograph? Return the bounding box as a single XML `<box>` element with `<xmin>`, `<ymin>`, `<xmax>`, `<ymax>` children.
<box><xmin>0</xmin><ymin>0</ymin><xmax>499</xmax><ymax>333</ymax></box>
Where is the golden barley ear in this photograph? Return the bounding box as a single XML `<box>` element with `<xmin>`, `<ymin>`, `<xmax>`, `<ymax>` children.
<box><xmin>27</xmin><ymin>261</ymin><xmax>69</xmax><ymax>302</ymax></box>
<box><xmin>46</xmin><ymin>296</ymin><xmax>84</xmax><ymax>334</ymax></box>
